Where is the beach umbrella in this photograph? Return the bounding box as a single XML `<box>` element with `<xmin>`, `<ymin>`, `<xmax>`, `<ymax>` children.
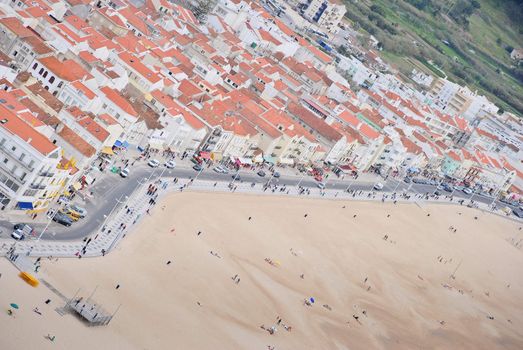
<box><xmin>309</xmin><ymin>297</ymin><xmax>315</xmax><ymax>304</ymax></box>
<box><xmin>10</xmin><ymin>303</ymin><xmax>19</xmax><ymax>309</ymax></box>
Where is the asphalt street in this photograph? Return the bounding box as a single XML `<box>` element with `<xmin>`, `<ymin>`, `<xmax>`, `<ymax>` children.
<box><xmin>0</xmin><ymin>163</ymin><xmax>503</xmax><ymax>242</ymax></box>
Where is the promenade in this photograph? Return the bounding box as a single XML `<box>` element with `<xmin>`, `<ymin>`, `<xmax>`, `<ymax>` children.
<box><xmin>1</xmin><ymin>174</ymin><xmax>515</xmax><ymax>262</ymax></box>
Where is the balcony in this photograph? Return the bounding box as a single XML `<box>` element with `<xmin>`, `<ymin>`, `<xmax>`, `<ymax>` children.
<box><xmin>38</xmin><ymin>171</ymin><xmax>55</xmax><ymax>177</ymax></box>
<box><xmin>29</xmin><ymin>183</ymin><xmax>46</xmax><ymax>190</ymax></box>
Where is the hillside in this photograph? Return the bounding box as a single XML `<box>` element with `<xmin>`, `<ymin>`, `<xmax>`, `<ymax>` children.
<box><xmin>343</xmin><ymin>0</ymin><xmax>523</xmax><ymax>116</ymax></box>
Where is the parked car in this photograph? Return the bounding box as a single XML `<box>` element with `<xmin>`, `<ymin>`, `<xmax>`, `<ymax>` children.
<box><xmin>11</xmin><ymin>229</ymin><xmax>25</xmax><ymax>240</ymax></box>
<box><xmin>213</xmin><ymin>165</ymin><xmax>228</xmax><ymax>174</ymax></box>
<box><xmin>60</xmin><ymin>209</ymin><xmax>80</xmax><ymax>222</ymax></box>
<box><xmin>148</xmin><ymin>159</ymin><xmax>160</xmax><ymax>168</ymax></box>
<box><xmin>120</xmin><ymin>168</ymin><xmax>130</xmax><ymax>178</ymax></box>
<box><xmin>13</xmin><ymin>223</ymin><xmax>32</xmax><ymax>231</ymax></box>
<box><xmin>434</xmin><ymin>190</ymin><xmax>442</xmax><ymax>196</ymax></box>
<box><xmin>374</xmin><ymin>182</ymin><xmax>384</xmax><ymax>190</ymax></box>
<box><xmin>403</xmin><ymin>177</ymin><xmax>412</xmax><ymax>183</ymax></box>
<box><xmin>512</xmin><ymin>208</ymin><xmax>523</xmax><ymax>218</ymax></box>
<box><xmin>192</xmin><ymin>164</ymin><xmax>203</xmax><ymax>172</ymax></box>
<box><xmin>232</xmin><ymin>173</ymin><xmax>241</xmax><ymax>181</ymax></box>
<box><xmin>412</xmin><ymin>178</ymin><xmax>425</xmax><ymax>184</ymax></box>
<box><xmin>52</xmin><ymin>211</ymin><xmax>73</xmax><ymax>226</ymax></box>
<box><xmin>165</xmin><ymin>160</ymin><xmax>176</xmax><ymax>169</ymax></box>
<box><xmin>67</xmin><ymin>204</ymin><xmax>87</xmax><ymax>218</ymax></box>
<box><xmin>273</xmin><ymin>172</ymin><xmax>280</xmax><ymax>178</ymax></box>
<box><xmin>317</xmin><ymin>182</ymin><xmax>326</xmax><ymax>190</ymax></box>
<box><xmin>462</xmin><ymin>187</ymin><xmax>473</xmax><ymax>195</ymax></box>
<box><xmin>454</xmin><ymin>185</ymin><xmax>464</xmax><ymax>191</ymax></box>
<box><xmin>257</xmin><ymin>170</ymin><xmax>266</xmax><ymax>177</ymax></box>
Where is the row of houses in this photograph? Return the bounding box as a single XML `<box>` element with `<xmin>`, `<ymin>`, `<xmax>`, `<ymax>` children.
<box><xmin>0</xmin><ymin>0</ymin><xmax>521</xmax><ymax>213</ymax></box>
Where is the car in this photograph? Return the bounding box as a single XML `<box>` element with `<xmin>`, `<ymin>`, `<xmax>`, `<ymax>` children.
<box><xmin>11</xmin><ymin>229</ymin><xmax>25</xmax><ymax>240</ymax></box>
<box><xmin>273</xmin><ymin>172</ymin><xmax>280</xmax><ymax>178</ymax></box>
<box><xmin>120</xmin><ymin>168</ymin><xmax>130</xmax><ymax>178</ymax></box>
<box><xmin>434</xmin><ymin>190</ymin><xmax>442</xmax><ymax>196</ymax></box>
<box><xmin>412</xmin><ymin>178</ymin><xmax>425</xmax><ymax>184</ymax></box>
<box><xmin>257</xmin><ymin>170</ymin><xmax>266</xmax><ymax>177</ymax></box>
<box><xmin>512</xmin><ymin>208</ymin><xmax>523</xmax><ymax>218</ymax></box>
<box><xmin>13</xmin><ymin>223</ymin><xmax>31</xmax><ymax>231</ymax></box>
<box><xmin>454</xmin><ymin>185</ymin><xmax>464</xmax><ymax>192</ymax></box>
<box><xmin>462</xmin><ymin>187</ymin><xmax>473</xmax><ymax>195</ymax></box>
<box><xmin>317</xmin><ymin>182</ymin><xmax>325</xmax><ymax>190</ymax></box>
<box><xmin>232</xmin><ymin>173</ymin><xmax>241</xmax><ymax>181</ymax></box>
<box><xmin>67</xmin><ymin>204</ymin><xmax>87</xmax><ymax>218</ymax></box>
<box><xmin>403</xmin><ymin>177</ymin><xmax>412</xmax><ymax>183</ymax></box>
<box><xmin>57</xmin><ymin>195</ymin><xmax>70</xmax><ymax>205</ymax></box>
<box><xmin>148</xmin><ymin>159</ymin><xmax>160</xmax><ymax>168</ymax></box>
<box><xmin>374</xmin><ymin>182</ymin><xmax>384</xmax><ymax>191</ymax></box>
<box><xmin>442</xmin><ymin>184</ymin><xmax>453</xmax><ymax>192</ymax></box>
<box><xmin>213</xmin><ymin>165</ymin><xmax>228</xmax><ymax>174</ymax></box>
<box><xmin>192</xmin><ymin>164</ymin><xmax>203</xmax><ymax>172</ymax></box>
<box><xmin>165</xmin><ymin>160</ymin><xmax>176</xmax><ymax>169</ymax></box>
<box><xmin>52</xmin><ymin>211</ymin><xmax>73</xmax><ymax>226</ymax></box>
<box><xmin>60</xmin><ymin>209</ymin><xmax>80</xmax><ymax>222</ymax></box>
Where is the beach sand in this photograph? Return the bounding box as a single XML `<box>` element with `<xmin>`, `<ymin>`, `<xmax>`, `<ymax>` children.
<box><xmin>1</xmin><ymin>192</ymin><xmax>522</xmax><ymax>349</ymax></box>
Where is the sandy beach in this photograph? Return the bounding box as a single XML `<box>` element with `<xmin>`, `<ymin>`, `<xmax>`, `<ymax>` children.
<box><xmin>1</xmin><ymin>192</ymin><xmax>523</xmax><ymax>350</ymax></box>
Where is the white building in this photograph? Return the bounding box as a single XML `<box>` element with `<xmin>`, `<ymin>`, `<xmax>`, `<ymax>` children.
<box><xmin>300</xmin><ymin>0</ymin><xmax>346</xmax><ymax>33</ymax></box>
<box><xmin>0</xmin><ymin>104</ymin><xmax>65</xmax><ymax>211</ymax></box>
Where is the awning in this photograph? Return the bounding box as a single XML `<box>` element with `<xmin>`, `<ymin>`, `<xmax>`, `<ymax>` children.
<box><xmin>72</xmin><ymin>182</ymin><xmax>82</xmax><ymax>191</ymax></box>
<box><xmin>263</xmin><ymin>156</ymin><xmax>276</xmax><ymax>164</ymax></box>
<box><xmin>278</xmin><ymin>158</ymin><xmax>294</xmax><ymax>165</ymax></box>
<box><xmin>211</xmin><ymin>152</ymin><xmax>222</xmax><ymax>161</ymax></box>
<box><xmin>122</xmin><ymin>141</ymin><xmax>129</xmax><ymax>148</ymax></box>
<box><xmin>114</xmin><ymin>140</ymin><xmax>123</xmax><ymax>147</ymax></box>
<box><xmin>253</xmin><ymin>154</ymin><xmax>264</xmax><ymax>163</ymax></box>
<box><xmin>238</xmin><ymin>157</ymin><xmax>253</xmax><ymax>165</ymax></box>
<box><xmin>199</xmin><ymin>151</ymin><xmax>211</xmax><ymax>160</ymax></box>
<box><xmin>101</xmin><ymin>146</ymin><xmax>114</xmax><ymax>155</ymax></box>
<box><xmin>17</xmin><ymin>201</ymin><xmax>33</xmax><ymax>210</ymax></box>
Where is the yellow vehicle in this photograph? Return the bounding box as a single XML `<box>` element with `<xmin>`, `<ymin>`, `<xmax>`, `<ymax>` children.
<box><xmin>60</xmin><ymin>209</ymin><xmax>80</xmax><ymax>221</ymax></box>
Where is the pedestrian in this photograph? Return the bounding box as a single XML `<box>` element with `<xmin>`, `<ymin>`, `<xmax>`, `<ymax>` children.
<box><xmin>116</xmin><ymin>284</ymin><xmax>120</xmax><ymax>290</ymax></box>
<box><xmin>248</xmin><ymin>216</ymin><xmax>252</xmax><ymax>221</ymax></box>
<box><xmin>45</xmin><ymin>299</ymin><xmax>51</xmax><ymax>304</ymax></box>
<box><xmin>197</xmin><ymin>231</ymin><xmax>202</xmax><ymax>236</ymax></box>
<box><xmin>304</xmin><ymin>214</ymin><xmax>308</xmax><ymax>218</ymax></box>
<box><xmin>101</xmin><ymin>249</ymin><xmax>106</xmax><ymax>257</ymax></box>
<box><xmin>166</xmin><ymin>260</ymin><xmax>172</xmax><ymax>265</ymax></box>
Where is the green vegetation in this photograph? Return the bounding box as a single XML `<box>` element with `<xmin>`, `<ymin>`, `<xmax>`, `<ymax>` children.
<box><xmin>343</xmin><ymin>0</ymin><xmax>523</xmax><ymax>116</ymax></box>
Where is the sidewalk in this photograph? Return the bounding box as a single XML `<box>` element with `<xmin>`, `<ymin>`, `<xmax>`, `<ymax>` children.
<box><xmin>1</xmin><ymin>175</ymin><xmax>518</xmax><ymax>262</ymax></box>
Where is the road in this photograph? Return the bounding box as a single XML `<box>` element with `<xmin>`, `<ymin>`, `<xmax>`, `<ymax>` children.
<box><xmin>0</xmin><ymin>163</ymin><xmax>505</xmax><ymax>242</ymax></box>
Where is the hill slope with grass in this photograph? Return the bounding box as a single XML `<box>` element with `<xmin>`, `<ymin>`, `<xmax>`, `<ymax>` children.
<box><xmin>343</xmin><ymin>0</ymin><xmax>523</xmax><ymax>116</ymax></box>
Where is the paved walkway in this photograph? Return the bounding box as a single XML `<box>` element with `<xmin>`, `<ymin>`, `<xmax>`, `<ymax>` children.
<box><xmin>0</xmin><ymin>176</ymin><xmax>518</xmax><ymax>262</ymax></box>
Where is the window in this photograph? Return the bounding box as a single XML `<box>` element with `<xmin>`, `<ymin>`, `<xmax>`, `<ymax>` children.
<box><xmin>20</xmin><ymin>172</ymin><xmax>26</xmax><ymax>181</ymax></box>
<box><xmin>11</xmin><ymin>146</ymin><xmax>16</xmax><ymax>152</ymax></box>
<box><xmin>3</xmin><ymin>158</ymin><xmax>7</xmax><ymax>164</ymax></box>
<box><xmin>19</xmin><ymin>153</ymin><xmax>25</xmax><ymax>161</ymax></box>
<box><xmin>57</xmin><ymin>81</ymin><xmax>63</xmax><ymax>88</ymax></box>
<box><xmin>13</xmin><ymin>50</ymin><xmax>18</xmax><ymax>57</ymax></box>
<box><xmin>49</xmin><ymin>76</ymin><xmax>55</xmax><ymax>83</ymax></box>
<box><xmin>43</xmin><ymin>71</ymin><xmax>48</xmax><ymax>78</ymax></box>
<box><xmin>38</xmin><ymin>68</ymin><xmax>44</xmax><ymax>75</ymax></box>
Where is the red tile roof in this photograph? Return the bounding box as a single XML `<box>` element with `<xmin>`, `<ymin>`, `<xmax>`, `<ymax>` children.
<box><xmin>38</xmin><ymin>57</ymin><xmax>91</xmax><ymax>82</ymax></box>
<box><xmin>99</xmin><ymin>86</ymin><xmax>138</xmax><ymax>117</ymax></box>
<box><xmin>287</xmin><ymin>102</ymin><xmax>341</xmax><ymax>142</ymax></box>
<box><xmin>0</xmin><ymin>104</ymin><xmax>57</xmax><ymax>156</ymax></box>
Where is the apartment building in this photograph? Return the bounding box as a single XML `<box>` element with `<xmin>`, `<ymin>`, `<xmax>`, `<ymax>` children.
<box><xmin>300</xmin><ymin>0</ymin><xmax>346</xmax><ymax>33</ymax></box>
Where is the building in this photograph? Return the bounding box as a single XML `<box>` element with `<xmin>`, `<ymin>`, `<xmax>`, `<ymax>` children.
<box><xmin>300</xmin><ymin>0</ymin><xmax>346</xmax><ymax>34</ymax></box>
<box><xmin>0</xmin><ymin>102</ymin><xmax>65</xmax><ymax>211</ymax></box>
